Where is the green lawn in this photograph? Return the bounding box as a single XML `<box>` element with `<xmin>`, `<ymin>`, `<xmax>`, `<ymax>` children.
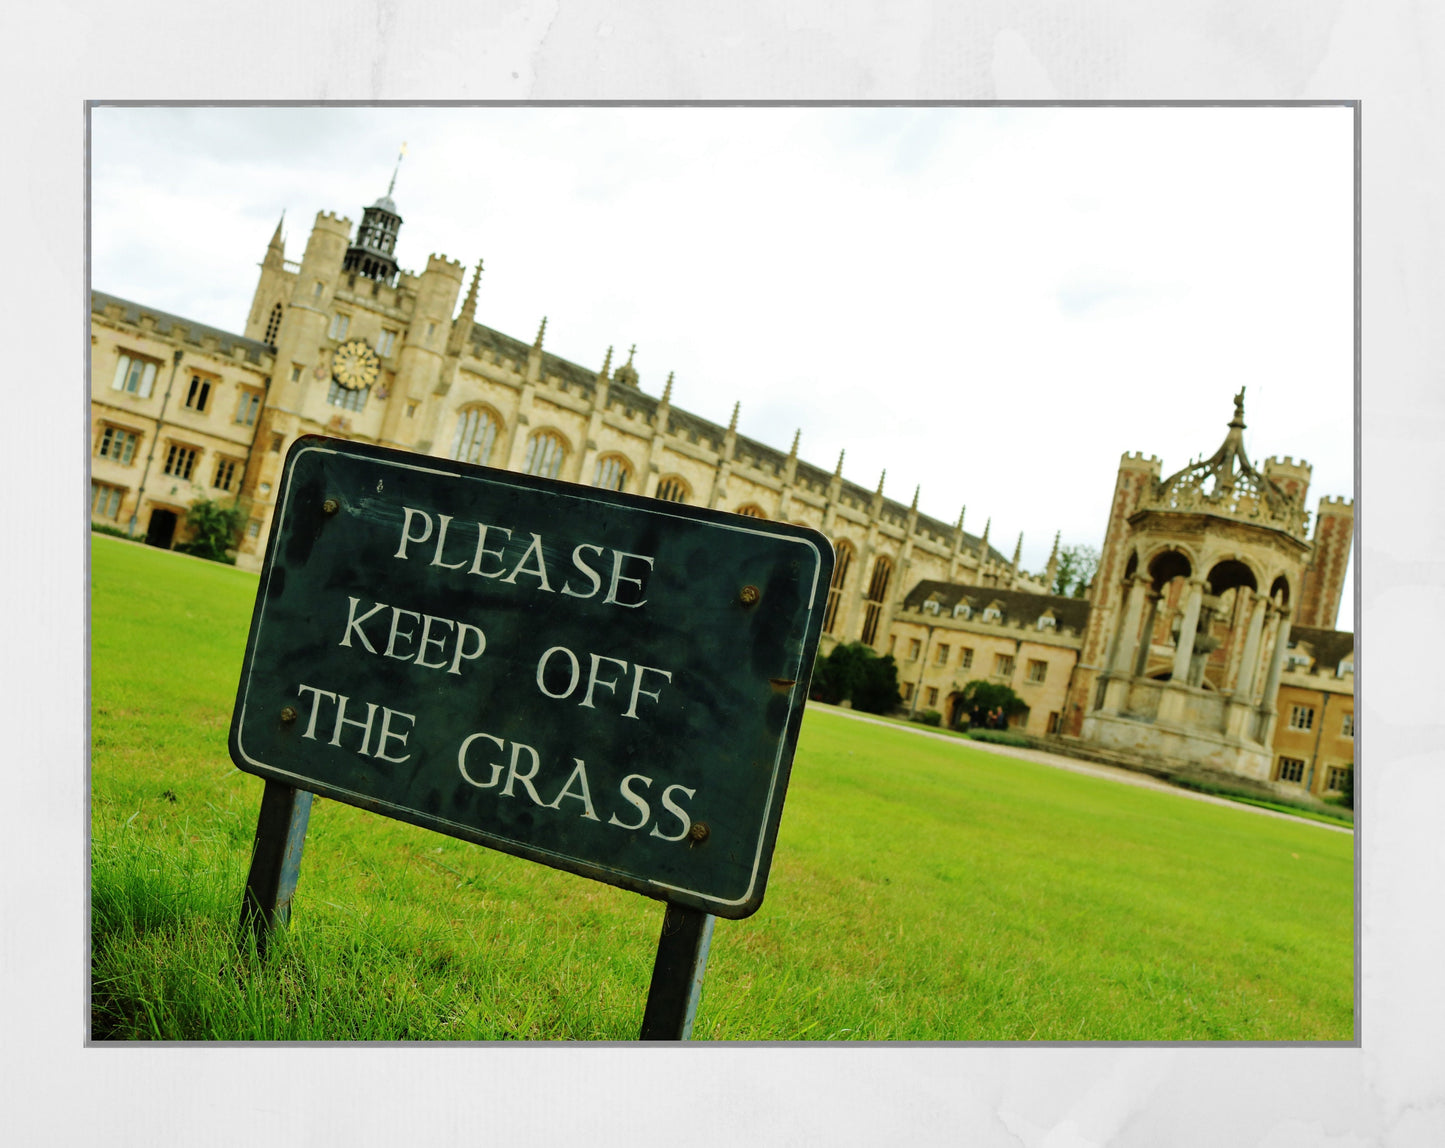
<box><xmin>90</xmin><ymin>533</ymin><xmax>1355</xmax><ymax>1041</ymax></box>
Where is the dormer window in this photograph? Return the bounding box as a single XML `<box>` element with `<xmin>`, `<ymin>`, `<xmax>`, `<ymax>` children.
<box><xmin>953</xmin><ymin>603</ymin><xmax>972</xmax><ymax>619</ymax></box>
<box><xmin>922</xmin><ymin>599</ymin><xmax>940</xmax><ymax>615</ymax></box>
<box><xmin>1037</xmin><ymin>613</ymin><xmax>1057</xmax><ymax>631</ymax></box>
<box><xmin>1338</xmin><ymin>658</ymin><xmax>1354</xmax><ymax>676</ymax></box>
<box><xmin>982</xmin><ymin>603</ymin><xmax>1003</xmax><ymax>623</ymax></box>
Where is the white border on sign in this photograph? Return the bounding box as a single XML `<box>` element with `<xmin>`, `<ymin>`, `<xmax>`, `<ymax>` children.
<box><xmin>234</xmin><ymin>442</ymin><xmax>826</xmax><ymax>910</ymax></box>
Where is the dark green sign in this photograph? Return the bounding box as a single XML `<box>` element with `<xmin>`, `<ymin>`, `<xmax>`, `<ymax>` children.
<box><xmin>230</xmin><ymin>436</ymin><xmax>832</xmax><ymax>919</ymax></box>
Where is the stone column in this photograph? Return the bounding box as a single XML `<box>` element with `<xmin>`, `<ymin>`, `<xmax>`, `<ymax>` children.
<box><xmin>1111</xmin><ymin>575</ymin><xmax>1149</xmax><ymax>673</ymax></box>
<box><xmin>1133</xmin><ymin>591</ymin><xmax>1160</xmax><ymax>677</ymax></box>
<box><xmin>1230</xmin><ymin>590</ymin><xmax>1268</xmax><ymax>701</ymax></box>
<box><xmin>1170</xmin><ymin>578</ymin><xmax>1205</xmax><ymax>682</ymax></box>
<box><xmin>1259</xmin><ymin>606</ymin><xmax>1293</xmax><ymax>713</ymax></box>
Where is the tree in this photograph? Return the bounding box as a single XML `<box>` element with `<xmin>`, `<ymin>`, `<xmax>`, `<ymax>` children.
<box><xmin>177</xmin><ymin>497</ymin><xmax>246</xmax><ymax>564</ymax></box>
<box><xmin>1052</xmin><ymin>543</ymin><xmax>1099</xmax><ymax>598</ymax></box>
<box><xmin>955</xmin><ymin>679</ymin><xmax>1028</xmax><ymax>730</ymax></box>
<box><xmin>810</xmin><ymin>642</ymin><xmax>901</xmax><ymax>714</ymax></box>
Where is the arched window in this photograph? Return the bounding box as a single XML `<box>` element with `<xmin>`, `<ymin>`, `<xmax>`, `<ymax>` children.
<box><xmin>593</xmin><ymin>454</ymin><xmax>632</xmax><ymax>492</ymax></box>
<box><xmin>522</xmin><ymin>430</ymin><xmax>567</xmax><ymax>479</ymax></box>
<box><xmin>736</xmin><ymin>503</ymin><xmax>767</xmax><ymax>519</ymax></box>
<box><xmin>860</xmin><ymin>555</ymin><xmax>894</xmax><ymax>646</ymax></box>
<box><xmin>263</xmin><ymin>302</ymin><xmax>283</xmax><ymax>344</ymax></box>
<box><xmin>822</xmin><ymin>539</ymin><xmax>855</xmax><ymax>634</ymax></box>
<box><xmin>451</xmin><ymin>406</ymin><xmax>501</xmax><ymax>466</ymax></box>
<box><xmin>655</xmin><ymin>475</ymin><xmax>690</xmax><ymax>503</ymax></box>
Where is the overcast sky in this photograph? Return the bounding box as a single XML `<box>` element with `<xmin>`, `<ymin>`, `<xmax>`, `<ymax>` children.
<box><xmin>90</xmin><ymin>104</ymin><xmax>1355</xmax><ymax>627</ymax></box>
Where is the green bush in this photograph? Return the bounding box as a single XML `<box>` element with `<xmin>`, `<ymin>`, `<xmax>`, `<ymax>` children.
<box><xmin>91</xmin><ymin>522</ymin><xmax>132</xmax><ymax>539</ymax></box>
<box><xmin>954</xmin><ymin>679</ymin><xmax>1028</xmax><ymax>730</ymax></box>
<box><xmin>966</xmin><ymin>729</ymin><xmax>1031</xmax><ymax>747</ymax></box>
<box><xmin>174</xmin><ymin>497</ymin><xmax>244</xmax><ymax>564</ymax></box>
<box><xmin>912</xmin><ymin>710</ymin><xmax>943</xmax><ymax>727</ymax></box>
<box><xmin>810</xmin><ymin>642</ymin><xmax>901</xmax><ymax>715</ymax></box>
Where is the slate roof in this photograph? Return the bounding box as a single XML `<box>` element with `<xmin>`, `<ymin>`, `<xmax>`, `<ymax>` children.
<box><xmin>902</xmin><ymin>580</ymin><xmax>1093</xmax><ymax>633</ymax></box>
<box><xmin>1288</xmin><ymin>625</ymin><xmax>1355</xmax><ymax>673</ymax></box>
<box><xmin>92</xmin><ymin>291</ymin><xmax>273</xmax><ymax>364</ymax></box>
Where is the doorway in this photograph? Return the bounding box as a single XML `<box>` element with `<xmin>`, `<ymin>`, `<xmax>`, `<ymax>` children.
<box><xmin>146</xmin><ymin>508</ymin><xmax>178</xmax><ymax>549</ymax></box>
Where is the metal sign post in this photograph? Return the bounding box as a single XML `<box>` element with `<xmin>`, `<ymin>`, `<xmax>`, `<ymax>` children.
<box><xmin>237</xmin><ymin>779</ymin><xmax>313</xmax><ymax>957</ymax></box>
<box><xmin>639</xmin><ymin>903</ymin><xmax>716</xmax><ymax>1040</ymax></box>
<box><xmin>229</xmin><ymin>436</ymin><xmax>831</xmax><ymax>1035</ymax></box>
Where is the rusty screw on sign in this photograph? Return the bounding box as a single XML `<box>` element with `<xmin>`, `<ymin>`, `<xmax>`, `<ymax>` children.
<box><xmin>688</xmin><ymin>822</ymin><xmax>710</xmax><ymax>844</ymax></box>
<box><xmin>280</xmin><ymin>706</ymin><xmax>298</xmax><ymax>723</ymax></box>
<box><xmin>738</xmin><ymin>585</ymin><xmax>760</xmax><ymax>607</ymax></box>
<box><xmin>322</xmin><ymin>498</ymin><xmax>339</xmax><ymax>515</ymax></box>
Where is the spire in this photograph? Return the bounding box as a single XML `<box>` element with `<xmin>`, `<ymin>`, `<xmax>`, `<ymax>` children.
<box><xmin>1011</xmin><ymin>533</ymin><xmax>1023</xmax><ymax>573</ymax></box>
<box><xmin>449</xmin><ymin>259</ymin><xmax>482</xmax><ymax>354</ymax></box>
<box><xmin>789</xmin><ymin>429</ymin><xmax>801</xmax><ymax>459</ymax></box>
<box><xmin>461</xmin><ymin>259</ymin><xmax>482</xmax><ymax>315</ymax></box>
<box><xmin>533</xmin><ymin>316</ymin><xmax>547</xmax><ymax>351</ymax></box>
<box><xmin>956</xmin><ymin>505</ymin><xmax>966</xmax><ymax>530</ymax></box>
<box><xmin>387</xmin><ymin>142</ymin><xmax>407</xmax><ymax>199</ymax></box>
<box><xmin>834</xmin><ymin>449</ymin><xmax>845</xmax><ymax>478</ymax></box>
<box><xmin>599</xmin><ymin>345</ymin><xmax>613</xmax><ymax>381</ymax></box>
<box><xmin>876</xmin><ymin>469</ymin><xmax>886</xmax><ymax>496</ymax></box>
<box><xmin>728</xmin><ymin>401</ymin><xmax>740</xmax><ymax>433</ymax></box>
<box><xmin>1045</xmin><ymin>531</ymin><xmax>1061</xmax><ymax>591</ymax></box>
<box><xmin>661</xmin><ymin>371</ymin><xmax>674</xmax><ymax>404</ymax></box>
<box><xmin>911</xmin><ymin>485</ymin><xmax>920</xmax><ymax>511</ymax></box>
<box><xmin>263</xmin><ymin>212</ymin><xmax>287</xmax><ymax>271</ymax></box>
<box><xmin>979</xmin><ymin>517</ymin><xmax>991</xmax><ymax>560</ymax></box>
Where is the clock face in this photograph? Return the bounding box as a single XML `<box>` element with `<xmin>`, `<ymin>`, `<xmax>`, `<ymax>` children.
<box><xmin>331</xmin><ymin>339</ymin><xmax>381</xmax><ymax>391</ymax></box>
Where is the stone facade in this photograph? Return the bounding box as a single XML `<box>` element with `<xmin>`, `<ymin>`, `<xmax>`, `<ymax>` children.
<box><xmin>86</xmin><ymin>181</ymin><xmax>1354</xmax><ymax>797</ymax></box>
<box><xmin>1060</xmin><ymin>390</ymin><xmax>1355</xmax><ymax>794</ymax></box>
<box><xmin>89</xmin><ymin>183</ymin><xmax>1045</xmax><ymax>641</ymax></box>
<box><xmin>90</xmin><ymin>294</ymin><xmax>274</xmax><ymax>547</ymax></box>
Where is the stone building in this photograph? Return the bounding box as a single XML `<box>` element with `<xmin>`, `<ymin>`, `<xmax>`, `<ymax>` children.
<box><xmin>87</xmin><ymin>177</ymin><xmax>1353</xmax><ymax>798</ymax></box>
<box><xmin>89</xmin><ymin>179</ymin><xmax>1043</xmax><ymax>637</ymax></box>
<box><xmin>889</xmin><ymin>576</ymin><xmax>1091</xmax><ymax>737</ymax></box>
<box><xmin>1059</xmin><ymin>391</ymin><xmax>1355</xmax><ymax>796</ymax></box>
<box><xmin>90</xmin><ymin>295</ymin><xmax>274</xmax><ymax>547</ymax></box>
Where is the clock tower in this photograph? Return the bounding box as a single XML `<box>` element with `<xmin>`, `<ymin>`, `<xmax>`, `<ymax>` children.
<box><xmin>342</xmin><ymin>148</ymin><xmax>405</xmax><ymax>284</ymax></box>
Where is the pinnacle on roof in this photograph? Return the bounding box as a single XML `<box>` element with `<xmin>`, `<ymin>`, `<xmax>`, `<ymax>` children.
<box><xmin>911</xmin><ymin>485</ymin><xmax>920</xmax><ymax>511</ymax></box>
<box><xmin>790</xmin><ymin>429</ymin><xmax>801</xmax><ymax>459</ymax></box>
<box><xmin>834</xmin><ymin>449</ymin><xmax>845</xmax><ymax>478</ymax></box>
<box><xmin>533</xmin><ymin>316</ymin><xmax>547</xmax><ymax>351</ymax></box>
<box><xmin>614</xmin><ymin>343</ymin><xmax>639</xmax><ymax>387</ymax></box>
<box><xmin>459</xmin><ymin>260</ymin><xmax>482</xmax><ymax>315</ymax></box>
<box><xmin>268</xmin><ymin>212</ymin><xmax>285</xmax><ymax>250</ymax></box>
<box><xmin>661</xmin><ymin>371</ymin><xmax>674</xmax><ymax>403</ymax></box>
<box><xmin>728</xmin><ymin>401</ymin><xmax>740</xmax><ymax>433</ymax></box>
<box><xmin>876</xmin><ymin>469</ymin><xmax>886</xmax><ymax>496</ymax></box>
<box><xmin>599</xmin><ymin>345</ymin><xmax>613</xmax><ymax>381</ymax></box>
